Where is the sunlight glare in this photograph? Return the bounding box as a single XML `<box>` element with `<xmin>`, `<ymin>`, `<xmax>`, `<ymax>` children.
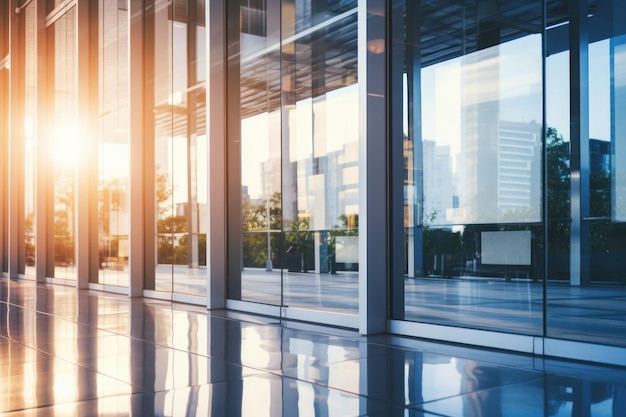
<box><xmin>54</xmin><ymin>125</ymin><xmax>84</xmax><ymax>166</ymax></box>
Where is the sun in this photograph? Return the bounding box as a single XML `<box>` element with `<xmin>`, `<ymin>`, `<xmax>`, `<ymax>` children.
<box><xmin>53</xmin><ymin>124</ymin><xmax>84</xmax><ymax>166</ymax></box>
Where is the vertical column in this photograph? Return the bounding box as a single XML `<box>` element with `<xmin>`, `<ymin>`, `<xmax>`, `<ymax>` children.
<box><xmin>225</xmin><ymin>0</ymin><xmax>242</xmax><ymax>301</ymax></box>
<box><xmin>207</xmin><ymin>0</ymin><xmax>227</xmax><ymax>308</ymax></box>
<box><xmin>0</xmin><ymin>24</ymin><xmax>7</xmax><ymax>274</ymax></box>
<box><xmin>389</xmin><ymin>0</ymin><xmax>405</xmax><ymax>318</ymax></box>
<box><xmin>569</xmin><ymin>0</ymin><xmax>590</xmax><ymax>286</ymax></box>
<box><xmin>129</xmin><ymin>0</ymin><xmax>150</xmax><ymax>297</ymax></box>
<box><xmin>8</xmin><ymin>0</ymin><xmax>25</xmax><ymax>279</ymax></box>
<box><xmin>358</xmin><ymin>0</ymin><xmax>388</xmax><ymax>334</ymax></box>
<box><xmin>76</xmin><ymin>0</ymin><xmax>98</xmax><ymax>288</ymax></box>
<box><xmin>35</xmin><ymin>0</ymin><xmax>51</xmax><ymax>282</ymax></box>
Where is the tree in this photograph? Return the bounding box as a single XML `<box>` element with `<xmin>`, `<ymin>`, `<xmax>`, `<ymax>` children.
<box><xmin>242</xmin><ymin>191</ymin><xmax>282</xmax><ymax>268</ymax></box>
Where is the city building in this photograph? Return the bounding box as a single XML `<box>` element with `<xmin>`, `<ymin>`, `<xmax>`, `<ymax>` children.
<box><xmin>2</xmin><ymin>0</ymin><xmax>626</xmax><ymax>412</ymax></box>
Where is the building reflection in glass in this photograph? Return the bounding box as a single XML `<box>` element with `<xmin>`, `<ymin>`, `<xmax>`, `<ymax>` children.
<box><xmin>233</xmin><ymin>0</ymin><xmax>360</xmax><ymax>315</ymax></box>
<box><xmin>148</xmin><ymin>0</ymin><xmax>208</xmax><ymax>297</ymax></box>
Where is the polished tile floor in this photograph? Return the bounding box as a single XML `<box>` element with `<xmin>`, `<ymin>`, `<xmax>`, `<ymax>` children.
<box><xmin>1</xmin><ymin>279</ymin><xmax>626</xmax><ymax>417</ymax></box>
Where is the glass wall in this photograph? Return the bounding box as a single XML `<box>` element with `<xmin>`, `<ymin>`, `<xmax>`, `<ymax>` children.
<box><xmin>24</xmin><ymin>4</ymin><xmax>37</xmax><ymax>279</ymax></box>
<box><xmin>234</xmin><ymin>0</ymin><xmax>282</xmax><ymax>306</ymax></box>
<box><xmin>229</xmin><ymin>0</ymin><xmax>359</xmax><ymax>315</ymax></box>
<box><xmin>147</xmin><ymin>0</ymin><xmax>207</xmax><ymax>297</ymax></box>
<box><xmin>395</xmin><ymin>0</ymin><xmax>626</xmax><ymax>348</ymax></box>
<box><xmin>280</xmin><ymin>1</ymin><xmax>359</xmax><ymax>313</ymax></box>
<box><xmin>398</xmin><ymin>0</ymin><xmax>544</xmax><ymax>334</ymax></box>
<box><xmin>49</xmin><ymin>8</ymin><xmax>78</xmax><ymax>281</ymax></box>
<box><xmin>97</xmin><ymin>0</ymin><xmax>130</xmax><ymax>287</ymax></box>
<box><xmin>546</xmin><ymin>0</ymin><xmax>626</xmax><ymax>347</ymax></box>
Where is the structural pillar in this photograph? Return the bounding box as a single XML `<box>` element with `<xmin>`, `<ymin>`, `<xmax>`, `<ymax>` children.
<box><xmin>358</xmin><ymin>0</ymin><xmax>388</xmax><ymax>334</ymax></box>
<box><xmin>207</xmin><ymin>0</ymin><xmax>227</xmax><ymax>308</ymax></box>
<box><xmin>129</xmin><ymin>0</ymin><xmax>150</xmax><ymax>297</ymax></box>
<box><xmin>35</xmin><ymin>0</ymin><xmax>51</xmax><ymax>283</ymax></box>
<box><xmin>569</xmin><ymin>0</ymin><xmax>591</xmax><ymax>286</ymax></box>
<box><xmin>8</xmin><ymin>0</ymin><xmax>25</xmax><ymax>280</ymax></box>
<box><xmin>75</xmin><ymin>0</ymin><xmax>98</xmax><ymax>288</ymax></box>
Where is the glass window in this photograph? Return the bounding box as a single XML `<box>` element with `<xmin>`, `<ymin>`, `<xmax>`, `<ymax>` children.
<box><xmin>229</xmin><ymin>0</ymin><xmax>359</xmax><ymax>315</ymax></box>
<box><xmin>398</xmin><ymin>0</ymin><xmax>544</xmax><ymax>335</ymax></box>
<box><xmin>50</xmin><ymin>8</ymin><xmax>78</xmax><ymax>281</ymax></box>
<box><xmin>281</xmin><ymin>7</ymin><xmax>359</xmax><ymax>313</ymax></box>
<box><xmin>148</xmin><ymin>0</ymin><xmax>207</xmax><ymax>296</ymax></box>
<box><xmin>545</xmin><ymin>1</ymin><xmax>570</xmax><ymax>283</ymax></box>
<box><xmin>24</xmin><ymin>4</ymin><xmax>37</xmax><ymax>278</ymax></box>
<box><xmin>235</xmin><ymin>0</ymin><xmax>282</xmax><ymax>305</ymax></box>
<box><xmin>97</xmin><ymin>0</ymin><xmax>130</xmax><ymax>287</ymax></box>
<box><xmin>546</xmin><ymin>0</ymin><xmax>626</xmax><ymax>347</ymax></box>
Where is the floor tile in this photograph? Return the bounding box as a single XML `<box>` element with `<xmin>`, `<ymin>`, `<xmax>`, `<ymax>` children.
<box><xmin>2</xmin><ymin>279</ymin><xmax>626</xmax><ymax>417</ymax></box>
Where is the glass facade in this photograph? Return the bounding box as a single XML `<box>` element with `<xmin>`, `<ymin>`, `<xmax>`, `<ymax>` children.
<box><xmin>146</xmin><ymin>0</ymin><xmax>208</xmax><ymax>297</ymax></box>
<box><xmin>394</xmin><ymin>0</ymin><xmax>626</xmax><ymax>348</ymax></box>
<box><xmin>227</xmin><ymin>0</ymin><xmax>359</xmax><ymax>315</ymax></box>
<box><xmin>0</xmin><ymin>0</ymin><xmax>625</xmax><ymax>364</ymax></box>
<box><xmin>50</xmin><ymin>8</ymin><xmax>77</xmax><ymax>281</ymax></box>
<box><xmin>24</xmin><ymin>4</ymin><xmax>37</xmax><ymax>279</ymax></box>
<box><xmin>97</xmin><ymin>0</ymin><xmax>130</xmax><ymax>287</ymax></box>
<box><xmin>544</xmin><ymin>0</ymin><xmax>626</xmax><ymax>345</ymax></box>
<box><xmin>398</xmin><ymin>0</ymin><xmax>544</xmax><ymax>335</ymax></box>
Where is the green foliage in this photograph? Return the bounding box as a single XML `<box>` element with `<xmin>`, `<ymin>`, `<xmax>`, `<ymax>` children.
<box><xmin>242</xmin><ymin>192</ymin><xmax>282</xmax><ymax>268</ymax></box>
<box><xmin>240</xmin><ymin>192</ymin><xmax>359</xmax><ymax>269</ymax></box>
<box><xmin>157</xmin><ymin>215</ymin><xmax>188</xmax><ymax>234</ymax></box>
<box><xmin>242</xmin><ymin>192</ymin><xmax>282</xmax><ymax>231</ymax></box>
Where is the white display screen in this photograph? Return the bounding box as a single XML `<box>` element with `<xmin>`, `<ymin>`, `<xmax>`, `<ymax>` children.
<box><xmin>481</xmin><ymin>230</ymin><xmax>531</xmax><ymax>266</ymax></box>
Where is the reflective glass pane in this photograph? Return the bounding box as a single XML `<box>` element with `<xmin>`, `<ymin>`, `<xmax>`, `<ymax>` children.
<box><xmin>281</xmin><ymin>6</ymin><xmax>358</xmax><ymax>313</ymax></box>
<box><xmin>24</xmin><ymin>5</ymin><xmax>37</xmax><ymax>279</ymax></box>
<box><xmin>50</xmin><ymin>9</ymin><xmax>77</xmax><ymax>281</ymax></box>
<box><xmin>97</xmin><ymin>0</ymin><xmax>130</xmax><ymax>287</ymax></box>
<box><xmin>150</xmin><ymin>0</ymin><xmax>207</xmax><ymax>296</ymax></box>
<box><xmin>401</xmin><ymin>0</ymin><xmax>544</xmax><ymax>334</ymax></box>
<box><xmin>547</xmin><ymin>0</ymin><xmax>626</xmax><ymax>347</ymax></box>
<box><xmin>232</xmin><ymin>0</ymin><xmax>359</xmax><ymax>313</ymax></box>
<box><xmin>545</xmin><ymin>5</ymin><xmax>570</xmax><ymax>283</ymax></box>
<box><xmin>237</xmin><ymin>0</ymin><xmax>282</xmax><ymax>305</ymax></box>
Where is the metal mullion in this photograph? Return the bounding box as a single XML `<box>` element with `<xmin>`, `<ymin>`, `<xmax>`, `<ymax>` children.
<box><xmin>568</xmin><ymin>0</ymin><xmax>590</xmax><ymax>286</ymax></box>
<box><xmin>388</xmin><ymin>0</ymin><xmax>405</xmax><ymax>320</ymax></box>
<box><xmin>8</xmin><ymin>0</ymin><xmax>26</xmax><ymax>279</ymax></box>
<box><xmin>45</xmin><ymin>0</ymin><xmax>75</xmax><ymax>27</ymax></box>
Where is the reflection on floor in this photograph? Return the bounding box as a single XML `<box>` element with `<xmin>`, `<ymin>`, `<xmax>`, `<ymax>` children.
<box><xmin>1</xmin><ymin>279</ymin><xmax>626</xmax><ymax>416</ymax></box>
